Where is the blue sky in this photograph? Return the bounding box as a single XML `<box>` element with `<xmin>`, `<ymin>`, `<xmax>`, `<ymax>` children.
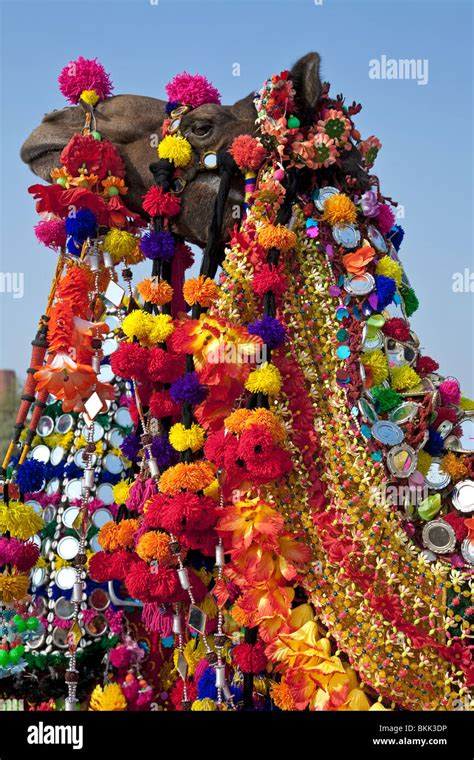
<box><xmin>0</xmin><ymin>0</ymin><xmax>472</xmax><ymax>393</ymax></box>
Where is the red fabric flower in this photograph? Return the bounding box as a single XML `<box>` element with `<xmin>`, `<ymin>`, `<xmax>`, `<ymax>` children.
<box><xmin>252</xmin><ymin>263</ymin><xmax>288</xmax><ymax>296</ymax></box>
<box><xmin>382</xmin><ymin>317</ymin><xmax>410</xmax><ymax>342</ymax></box>
<box><xmin>147</xmin><ymin>348</ymin><xmax>185</xmax><ymax>384</ymax></box>
<box><xmin>232</xmin><ymin>641</ymin><xmax>268</xmax><ymax>673</ymax></box>
<box><xmin>60</xmin><ymin>134</ymin><xmax>103</xmax><ymax>176</ymax></box>
<box><xmin>142</xmin><ymin>186</ymin><xmax>181</xmax><ymax>217</ymax></box>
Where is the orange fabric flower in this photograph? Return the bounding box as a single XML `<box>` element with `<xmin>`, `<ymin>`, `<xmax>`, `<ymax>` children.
<box><xmin>342</xmin><ymin>245</ymin><xmax>375</xmax><ymax>275</ymax></box>
<box><xmin>218</xmin><ymin>498</ymin><xmax>285</xmax><ymax>550</ymax></box>
<box><xmin>137</xmin><ymin>278</ymin><xmax>174</xmax><ymax>306</ymax></box>
<box><xmin>183</xmin><ymin>275</ymin><xmax>218</xmax><ymax>307</ymax></box>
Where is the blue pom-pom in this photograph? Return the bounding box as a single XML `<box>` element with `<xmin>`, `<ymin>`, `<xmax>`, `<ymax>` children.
<box><xmin>165</xmin><ymin>101</ymin><xmax>179</xmax><ymax>114</ymax></box>
<box><xmin>424</xmin><ymin>428</ymin><xmax>444</xmax><ymax>457</ymax></box>
<box><xmin>140</xmin><ymin>231</ymin><xmax>175</xmax><ymax>261</ymax></box>
<box><xmin>388</xmin><ymin>224</ymin><xmax>405</xmax><ymax>252</ymax></box>
<box><xmin>63</xmin><ymin>462</ymin><xmax>83</xmax><ymax>480</ymax></box>
<box><xmin>65</xmin><ymin>208</ymin><xmax>97</xmax><ymax>243</ymax></box>
<box><xmin>375</xmin><ymin>274</ymin><xmax>396</xmax><ymax>309</ymax></box>
<box><xmin>15</xmin><ymin>458</ymin><xmax>45</xmax><ymax>494</ymax></box>
<box><xmin>248</xmin><ymin>315</ymin><xmax>287</xmax><ymax>350</ymax></box>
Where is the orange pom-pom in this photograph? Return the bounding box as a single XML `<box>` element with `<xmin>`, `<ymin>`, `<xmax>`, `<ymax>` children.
<box><xmin>182</xmin><ymin>276</ymin><xmax>218</xmax><ymax>307</ymax></box>
<box><xmin>257</xmin><ymin>223</ymin><xmax>297</xmax><ymax>253</ymax></box>
<box><xmin>229</xmin><ymin>135</ymin><xmax>266</xmax><ymax>171</ymax></box>
<box><xmin>137</xmin><ymin>278</ymin><xmax>174</xmax><ymax>306</ymax></box>
<box><xmin>136</xmin><ymin>531</ymin><xmax>171</xmax><ymax>562</ymax></box>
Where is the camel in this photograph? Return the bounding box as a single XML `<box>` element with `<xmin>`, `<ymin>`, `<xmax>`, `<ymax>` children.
<box><xmin>18</xmin><ymin>52</ymin><xmax>473</xmax><ymax>711</ymax></box>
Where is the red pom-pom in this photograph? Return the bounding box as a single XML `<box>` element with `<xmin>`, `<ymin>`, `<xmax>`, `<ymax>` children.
<box><xmin>145</xmin><ymin>492</ymin><xmax>217</xmax><ymax>534</ymax></box>
<box><xmin>252</xmin><ymin>264</ymin><xmax>288</xmax><ymax>297</ymax></box>
<box><xmin>233</xmin><ymin>641</ymin><xmax>268</xmax><ymax>673</ymax></box>
<box><xmin>229</xmin><ymin>135</ymin><xmax>266</xmax><ymax>171</ymax></box>
<box><xmin>170</xmin><ymin>679</ymin><xmax>198</xmax><ymax>710</ymax></box>
<box><xmin>415</xmin><ymin>355</ymin><xmax>439</xmax><ymax>376</ymax></box>
<box><xmin>149</xmin><ymin>390</ymin><xmax>180</xmax><ymax>419</ymax></box>
<box><xmin>89</xmin><ymin>551</ymin><xmax>114</xmax><ymax>583</ymax></box>
<box><xmin>443</xmin><ymin>513</ymin><xmax>468</xmax><ymax>542</ymax></box>
<box><xmin>142</xmin><ymin>186</ymin><xmax>181</xmax><ymax>217</ymax></box>
<box><xmin>382</xmin><ymin>317</ymin><xmax>411</xmax><ymax>342</ymax></box>
<box><xmin>110</xmin><ymin>342</ymin><xmax>150</xmax><ymax>383</ymax></box>
<box><xmin>147</xmin><ymin>348</ymin><xmax>185</xmax><ymax>384</ymax></box>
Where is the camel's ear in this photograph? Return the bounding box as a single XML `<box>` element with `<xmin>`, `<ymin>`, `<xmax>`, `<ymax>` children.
<box><xmin>289</xmin><ymin>52</ymin><xmax>322</xmax><ymax>121</ymax></box>
<box><xmin>231</xmin><ymin>92</ymin><xmax>257</xmax><ymax>120</ymax></box>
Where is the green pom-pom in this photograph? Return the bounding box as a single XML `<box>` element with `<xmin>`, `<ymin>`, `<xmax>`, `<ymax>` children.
<box><xmin>13</xmin><ymin>614</ymin><xmax>22</xmax><ymax>625</ymax></box>
<box><xmin>371</xmin><ymin>386</ymin><xmax>403</xmax><ymax>413</ymax></box>
<box><xmin>400</xmin><ymin>285</ymin><xmax>419</xmax><ymax>317</ymax></box>
<box><xmin>16</xmin><ymin>620</ymin><xmax>27</xmax><ymax>633</ymax></box>
<box><xmin>26</xmin><ymin>617</ymin><xmax>39</xmax><ymax>631</ymax></box>
<box><xmin>0</xmin><ymin>650</ymin><xmax>9</xmax><ymax>667</ymax></box>
<box><xmin>91</xmin><ymin>130</ymin><xmax>102</xmax><ymax>141</ymax></box>
<box><xmin>287</xmin><ymin>115</ymin><xmax>300</xmax><ymax>129</ymax></box>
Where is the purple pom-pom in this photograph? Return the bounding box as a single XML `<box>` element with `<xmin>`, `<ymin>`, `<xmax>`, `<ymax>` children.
<box><xmin>121</xmin><ymin>434</ymin><xmax>141</xmax><ymax>462</ymax></box>
<box><xmin>150</xmin><ymin>435</ymin><xmax>179</xmax><ymax>470</ymax></box>
<box><xmin>170</xmin><ymin>372</ymin><xmax>208</xmax><ymax>405</ymax></box>
<box><xmin>375</xmin><ymin>274</ymin><xmax>396</xmax><ymax>309</ymax></box>
<box><xmin>248</xmin><ymin>315</ymin><xmax>286</xmax><ymax>350</ymax></box>
<box><xmin>140</xmin><ymin>231</ymin><xmax>176</xmax><ymax>261</ymax></box>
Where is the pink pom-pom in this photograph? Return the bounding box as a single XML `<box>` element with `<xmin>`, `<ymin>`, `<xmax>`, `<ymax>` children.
<box><xmin>439</xmin><ymin>379</ymin><xmax>461</xmax><ymax>406</ymax></box>
<box><xmin>165</xmin><ymin>72</ymin><xmax>221</xmax><ymax>108</ymax></box>
<box><xmin>34</xmin><ymin>220</ymin><xmax>66</xmax><ymax>249</ymax></box>
<box><xmin>376</xmin><ymin>203</ymin><xmax>395</xmax><ymax>235</ymax></box>
<box><xmin>58</xmin><ymin>57</ymin><xmax>113</xmax><ymax>105</ymax></box>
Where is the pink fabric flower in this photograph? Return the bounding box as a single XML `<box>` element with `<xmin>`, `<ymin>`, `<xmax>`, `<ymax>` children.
<box><xmin>439</xmin><ymin>379</ymin><xmax>461</xmax><ymax>406</ymax></box>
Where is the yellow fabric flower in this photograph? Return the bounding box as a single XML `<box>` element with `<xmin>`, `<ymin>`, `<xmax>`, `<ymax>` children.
<box><xmin>323</xmin><ymin>193</ymin><xmax>357</xmax><ymax>226</ymax></box>
<box><xmin>80</xmin><ymin>89</ymin><xmax>99</xmax><ymax>106</ymax></box>
<box><xmin>89</xmin><ymin>683</ymin><xmax>127</xmax><ymax>711</ymax></box>
<box><xmin>257</xmin><ymin>223</ymin><xmax>297</xmax><ymax>253</ymax></box>
<box><xmin>158</xmin><ymin>134</ymin><xmax>193</xmax><ymax>167</ymax></box>
<box><xmin>104</xmin><ymin>229</ymin><xmax>137</xmax><ymax>263</ymax></box>
<box><xmin>376</xmin><ymin>256</ymin><xmax>402</xmax><ymax>286</ymax></box>
<box><xmin>460</xmin><ymin>396</ymin><xmax>474</xmax><ymax>411</ymax></box>
<box><xmin>360</xmin><ymin>350</ymin><xmax>389</xmax><ymax>386</ymax></box>
<box><xmin>0</xmin><ymin>502</ymin><xmax>44</xmax><ymax>540</ymax></box>
<box><xmin>169</xmin><ymin>422</ymin><xmax>205</xmax><ymax>453</ymax></box>
<box><xmin>245</xmin><ymin>362</ymin><xmax>282</xmax><ymax>396</ymax></box>
<box><xmin>391</xmin><ymin>365</ymin><xmax>421</xmax><ymax>391</ymax></box>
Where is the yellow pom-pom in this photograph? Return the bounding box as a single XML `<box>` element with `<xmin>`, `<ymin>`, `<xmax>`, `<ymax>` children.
<box><xmin>459</xmin><ymin>396</ymin><xmax>474</xmax><ymax>411</ymax></box>
<box><xmin>391</xmin><ymin>365</ymin><xmax>421</xmax><ymax>391</ymax></box>
<box><xmin>136</xmin><ymin>531</ymin><xmax>171</xmax><ymax>562</ymax></box>
<box><xmin>158</xmin><ymin>134</ymin><xmax>193</xmax><ymax>168</ymax></box>
<box><xmin>122</xmin><ymin>311</ymin><xmax>173</xmax><ymax>347</ymax></box>
<box><xmin>323</xmin><ymin>193</ymin><xmax>357</xmax><ymax>226</ymax></box>
<box><xmin>245</xmin><ymin>362</ymin><xmax>282</xmax><ymax>396</ymax></box>
<box><xmin>112</xmin><ymin>480</ymin><xmax>132</xmax><ymax>506</ymax></box>
<box><xmin>360</xmin><ymin>350</ymin><xmax>389</xmax><ymax>386</ymax></box>
<box><xmin>191</xmin><ymin>698</ymin><xmax>217</xmax><ymax>711</ymax></box>
<box><xmin>440</xmin><ymin>452</ymin><xmax>468</xmax><ymax>481</ymax></box>
<box><xmin>104</xmin><ymin>229</ymin><xmax>138</xmax><ymax>263</ymax></box>
<box><xmin>89</xmin><ymin>683</ymin><xmax>127</xmax><ymax>711</ymax></box>
<box><xmin>0</xmin><ymin>570</ymin><xmax>29</xmax><ymax>604</ymax></box>
<box><xmin>416</xmin><ymin>450</ymin><xmax>432</xmax><ymax>477</ymax></box>
<box><xmin>203</xmin><ymin>478</ymin><xmax>219</xmax><ymax>500</ymax></box>
<box><xmin>0</xmin><ymin>502</ymin><xmax>44</xmax><ymax>540</ymax></box>
<box><xmin>182</xmin><ymin>276</ymin><xmax>218</xmax><ymax>307</ymax></box>
<box><xmin>257</xmin><ymin>223</ymin><xmax>297</xmax><ymax>253</ymax></box>
<box><xmin>376</xmin><ymin>256</ymin><xmax>403</xmax><ymax>286</ymax></box>
<box><xmin>80</xmin><ymin>89</ymin><xmax>99</xmax><ymax>106</ymax></box>
<box><xmin>169</xmin><ymin>422</ymin><xmax>205</xmax><ymax>453</ymax></box>
<box><xmin>149</xmin><ymin>313</ymin><xmax>174</xmax><ymax>344</ymax></box>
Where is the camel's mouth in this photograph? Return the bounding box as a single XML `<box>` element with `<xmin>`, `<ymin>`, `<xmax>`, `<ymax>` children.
<box><xmin>20</xmin><ymin>142</ymin><xmax>64</xmax><ymax>183</ymax></box>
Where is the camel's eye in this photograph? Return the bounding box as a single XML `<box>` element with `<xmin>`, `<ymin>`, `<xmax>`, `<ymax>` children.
<box><xmin>191</xmin><ymin>123</ymin><xmax>213</xmax><ymax>137</ymax></box>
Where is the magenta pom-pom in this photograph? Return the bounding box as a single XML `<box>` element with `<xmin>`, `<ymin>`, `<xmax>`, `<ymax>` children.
<box><xmin>58</xmin><ymin>57</ymin><xmax>113</xmax><ymax>105</ymax></box>
<box><xmin>34</xmin><ymin>220</ymin><xmax>67</xmax><ymax>249</ymax></box>
<box><xmin>165</xmin><ymin>72</ymin><xmax>221</xmax><ymax>108</ymax></box>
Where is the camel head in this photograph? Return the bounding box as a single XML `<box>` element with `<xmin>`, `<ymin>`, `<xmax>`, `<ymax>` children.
<box><xmin>21</xmin><ymin>53</ymin><xmax>365</xmax><ymax>247</ymax></box>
